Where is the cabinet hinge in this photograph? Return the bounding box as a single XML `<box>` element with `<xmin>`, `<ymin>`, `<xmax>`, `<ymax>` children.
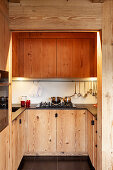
<box><xmin>55</xmin><ymin>113</ymin><xmax>58</xmax><ymax>118</ymax></box>
<box><xmin>91</xmin><ymin>120</ymin><xmax>94</xmax><ymax>125</ymax></box>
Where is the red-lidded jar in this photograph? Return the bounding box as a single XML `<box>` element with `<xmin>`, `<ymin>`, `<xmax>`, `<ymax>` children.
<box><xmin>26</xmin><ymin>100</ymin><xmax>30</xmax><ymax>108</ymax></box>
<box><xmin>21</xmin><ymin>96</ymin><xmax>27</xmax><ymax>107</ymax></box>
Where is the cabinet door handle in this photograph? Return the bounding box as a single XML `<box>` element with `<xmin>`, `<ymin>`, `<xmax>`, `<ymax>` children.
<box><xmin>19</xmin><ymin>119</ymin><xmax>22</xmax><ymax>124</ymax></box>
<box><xmin>55</xmin><ymin>113</ymin><xmax>58</xmax><ymax>118</ymax></box>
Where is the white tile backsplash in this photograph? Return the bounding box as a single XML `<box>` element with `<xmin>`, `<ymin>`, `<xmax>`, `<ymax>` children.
<box><xmin>12</xmin><ymin>81</ymin><xmax>97</xmax><ymax>104</ymax></box>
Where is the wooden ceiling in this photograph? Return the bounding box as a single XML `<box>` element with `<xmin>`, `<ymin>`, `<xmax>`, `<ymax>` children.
<box><xmin>8</xmin><ymin>0</ymin><xmax>104</xmax><ymax>3</ymax></box>
<box><xmin>8</xmin><ymin>0</ymin><xmax>20</xmax><ymax>3</ymax></box>
<box><xmin>92</xmin><ymin>0</ymin><xmax>104</xmax><ymax>3</ymax></box>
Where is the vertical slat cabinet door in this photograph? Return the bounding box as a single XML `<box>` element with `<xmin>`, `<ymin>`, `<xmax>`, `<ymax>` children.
<box><xmin>72</xmin><ymin>39</ymin><xmax>91</xmax><ymax>78</ymax></box>
<box><xmin>40</xmin><ymin>39</ymin><xmax>57</xmax><ymax>78</ymax></box>
<box><xmin>0</xmin><ymin>13</ymin><xmax>5</xmax><ymax>71</ymax></box>
<box><xmin>24</xmin><ymin>38</ymin><xmax>57</xmax><ymax>78</ymax></box>
<box><xmin>27</xmin><ymin>110</ymin><xmax>56</xmax><ymax>155</ymax></box>
<box><xmin>94</xmin><ymin>117</ymin><xmax>97</xmax><ymax>169</ymax></box>
<box><xmin>24</xmin><ymin>39</ymin><xmax>42</xmax><ymax>78</ymax></box>
<box><xmin>87</xmin><ymin>111</ymin><xmax>94</xmax><ymax>165</ymax></box>
<box><xmin>12</xmin><ymin>33</ymin><xmax>19</xmax><ymax>77</ymax></box>
<box><xmin>12</xmin><ymin>118</ymin><xmax>19</xmax><ymax>170</ymax></box>
<box><xmin>57</xmin><ymin>110</ymin><xmax>86</xmax><ymax>154</ymax></box>
<box><xmin>57</xmin><ymin>39</ymin><xmax>73</xmax><ymax>78</ymax></box>
<box><xmin>57</xmin><ymin>38</ymin><xmax>97</xmax><ymax>78</ymax></box>
<box><xmin>18</xmin><ymin>112</ymin><xmax>26</xmax><ymax>164</ymax></box>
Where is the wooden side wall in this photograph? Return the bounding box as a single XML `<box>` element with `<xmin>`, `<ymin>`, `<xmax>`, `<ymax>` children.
<box><xmin>0</xmin><ymin>0</ymin><xmax>10</xmax><ymax>71</ymax></box>
<box><xmin>0</xmin><ymin>1</ymin><xmax>11</xmax><ymax>170</ymax></box>
<box><xmin>8</xmin><ymin>0</ymin><xmax>113</xmax><ymax>170</ymax></box>
<box><xmin>102</xmin><ymin>0</ymin><xmax>113</xmax><ymax>169</ymax></box>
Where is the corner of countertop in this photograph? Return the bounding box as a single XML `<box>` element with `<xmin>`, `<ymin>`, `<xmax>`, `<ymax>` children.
<box><xmin>12</xmin><ymin>107</ymin><xmax>26</xmax><ymax>121</ymax></box>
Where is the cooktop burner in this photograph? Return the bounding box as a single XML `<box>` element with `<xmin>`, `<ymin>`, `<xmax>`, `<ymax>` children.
<box><xmin>37</xmin><ymin>102</ymin><xmax>74</xmax><ymax>108</ymax></box>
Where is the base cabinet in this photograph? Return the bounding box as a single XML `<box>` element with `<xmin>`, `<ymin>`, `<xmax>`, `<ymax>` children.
<box><xmin>26</xmin><ymin>110</ymin><xmax>56</xmax><ymax>155</ymax></box>
<box><xmin>0</xmin><ymin>126</ymin><xmax>9</xmax><ymax>170</ymax></box>
<box><xmin>87</xmin><ymin>111</ymin><xmax>97</xmax><ymax>169</ymax></box>
<box><xmin>12</xmin><ymin>111</ymin><xmax>26</xmax><ymax>170</ymax></box>
<box><xmin>26</xmin><ymin>109</ymin><xmax>87</xmax><ymax>155</ymax></box>
<box><xmin>57</xmin><ymin>110</ymin><xmax>87</xmax><ymax>154</ymax></box>
<box><xmin>11</xmin><ymin>109</ymin><xmax>97</xmax><ymax>170</ymax></box>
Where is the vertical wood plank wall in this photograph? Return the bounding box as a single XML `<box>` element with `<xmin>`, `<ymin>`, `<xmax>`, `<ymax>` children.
<box><xmin>0</xmin><ymin>0</ymin><xmax>112</xmax><ymax>170</ymax></box>
<box><xmin>0</xmin><ymin>1</ymin><xmax>11</xmax><ymax>170</ymax></box>
<box><xmin>102</xmin><ymin>0</ymin><xmax>113</xmax><ymax>169</ymax></box>
<box><xmin>0</xmin><ymin>0</ymin><xmax>10</xmax><ymax>71</ymax></box>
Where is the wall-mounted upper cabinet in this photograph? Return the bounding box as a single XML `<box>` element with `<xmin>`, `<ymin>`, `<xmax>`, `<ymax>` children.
<box><xmin>12</xmin><ymin>32</ymin><xmax>97</xmax><ymax>78</ymax></box>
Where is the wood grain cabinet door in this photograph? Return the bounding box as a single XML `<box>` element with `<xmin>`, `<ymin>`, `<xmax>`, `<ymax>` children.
<box><xmin>57</xmin><ymin>38</ymin><xmax>97</xmax><ymax>78</ymax></box>
<box><xmin>18</xmin><ymin>112</ymin><xmax>26</xmax><ymax>164</ymax></box>
<box><xmin>87</xmin><ymin>111</ymin><xmax>93</xmax><ymax>164</ymax></box>
<box><xmin>56</xmin><ymin>110</ymin><xmax>87</xmax><ymax>155</ymax></box>
<box><xmin>12</xmin><ymin>112</ymin><xmax>26</xmax><ymax>170</ymax></box>
<box><xmin>57</xmin><ymin>39</ymin><xmax>73</xmax><ymax>78</ymax></box>
<box><xmin>94</xmin><ymin>117</ymin><xmax>97</xmax><ymax>169</ymax></box>
<box><xmin>26</xmin><ymin>110</ymin><xmax>56</xmax><ymax>155</ymax></box>
<box><xmin>21</xmin><ymin>38</ymin><xmax>57</xmax><ymax>78</ymax></box>
<box><xmin>12</xmin><ymin>33</ymin><xmax>97</xmax><ymax>78</ymax></box>
<box><xmin>12</xmin><ymin>117</ymin><xmax>19</xmax><ymax>170</ymax></box>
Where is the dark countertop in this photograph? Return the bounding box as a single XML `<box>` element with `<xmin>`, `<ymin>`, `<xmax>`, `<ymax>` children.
<box><xmin>12</xmin><ymin>104</ymin><xmax>97</xmax><ymax>121</ymax></box>
<box><xmin>12</xmin><ymin>107</ymin><xmax>26</xmax><ymax>121</ymax></box>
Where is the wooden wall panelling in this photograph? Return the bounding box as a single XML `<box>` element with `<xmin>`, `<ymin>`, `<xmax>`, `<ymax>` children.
<box><xmin>0</xmin><ymin>126</ymin><xmax>9</xmax><ymax>170</ymax></box>
<box><xmin>102</xmin><ymin>0</ymin><xmax>113</xmax><ymax>169</ymax></box>
<box><xmin>0</xmin><ymin>0</ymin><xmax>11</xmax><ymax>169</ymax></box>
<box><xmin>26</xmin><ymin>110</ymin><xmax>56</xmax><ymax>155</ymax></box>
<box><xmin>57</xmin><ymin>110</ymin><xmax>87</xmax><ymax>154</ymax></box>
<box><xmin>0</xmin><ymin>0</ymin><xmax>8</xmax><ymax>18</ymax></box>
<box><xmin>4</xmin><ymin>17</ymin><xmax>10</xmax><ymax>71</ymax></box>
<box><xmin>0</xmin><ymin>1</ymin><xmax>10</xmax><ymax>71</ymax></box>
<box><xmin>92</xmin><ymin>0</ymin><xmax>104</xmax><ymax>3</ymax></box>
<box><xmin>0</xmin><ymin>11</ymin><xmax>5</xmax><ymax>70</ymax></box>
<box><xmin>8</xmin><ymin>33</ymin><xmax>13</xmax><ymax>170</ymax></box>
<box><xmin>9</xmin><ymin>0</ymin><xmax>102</xmax><ymax>30</ymax></box>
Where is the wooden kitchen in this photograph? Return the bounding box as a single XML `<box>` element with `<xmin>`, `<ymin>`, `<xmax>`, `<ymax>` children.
<box><xmin>0</xmin><ymin>0</ymin><xmax>113</xmax><ymax>170</ymax></box>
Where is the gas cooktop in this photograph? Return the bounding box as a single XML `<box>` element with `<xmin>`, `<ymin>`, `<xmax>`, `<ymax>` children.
<box><xmin>36</xmin><ymin>102</ymin><xmax>76</xmax><ymax>108</ymax></box>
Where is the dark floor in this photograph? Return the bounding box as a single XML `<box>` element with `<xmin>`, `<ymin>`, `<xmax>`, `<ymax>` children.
<box><xmin>18</xmin><ymin>156</ymin><xmax>94</xmax><ymax>170</ymax></box>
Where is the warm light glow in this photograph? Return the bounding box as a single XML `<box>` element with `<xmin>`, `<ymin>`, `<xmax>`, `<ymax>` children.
<box><xmin>97</xmin><ymin>32</ymin><xmax>101</xmax><ymax>53</ymax></box>
<box><xmin>89</xmin><ymin>77</ymin><xmax>97</xmax><ymax>81</ymax></box>
<box><xmin>14</xmin><ymin>77</ymin><xmax>26</xmax><ymax>81</ymax></box>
